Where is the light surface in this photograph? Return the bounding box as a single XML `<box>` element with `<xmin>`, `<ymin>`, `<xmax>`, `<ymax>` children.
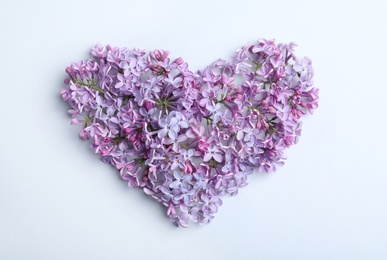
<box><xmin>1</xmin><ymin>0</ymin><xmax>386</xmax><ymax>259</ymax></box>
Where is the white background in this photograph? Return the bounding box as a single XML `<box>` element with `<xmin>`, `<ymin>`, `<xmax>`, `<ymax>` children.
<box><xmin>1</xmin><ymin>0</ymin><xmax>386</xmax><ymax>259</ymax></box>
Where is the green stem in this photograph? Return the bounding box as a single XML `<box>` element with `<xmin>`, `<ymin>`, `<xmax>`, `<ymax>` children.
<box><xmin>92</xmin><ymin>85</ymin><xmax>106</xmax><ymax>94</ymax></box>
<box><xmin>74</xmin><ymin>79</ymin><xmax>106</xmax><ymax>94</ymax></box>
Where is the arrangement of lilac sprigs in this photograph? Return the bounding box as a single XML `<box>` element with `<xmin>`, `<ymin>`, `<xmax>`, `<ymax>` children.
<box><xmin>60</xmin><ymin>39</ymin><xmax>318</xmax><ymax>227</ymax></box>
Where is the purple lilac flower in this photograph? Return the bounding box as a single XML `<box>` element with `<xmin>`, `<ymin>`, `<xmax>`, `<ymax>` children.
<box><xmin>60</xmin><ymin>39</ymin><xmax>319</xmax><ymax>227</ymax></box>
<box><xmin>203</xmin><ymin>145</ymin><xmax>223</xmax><ymax>163</ymax></box>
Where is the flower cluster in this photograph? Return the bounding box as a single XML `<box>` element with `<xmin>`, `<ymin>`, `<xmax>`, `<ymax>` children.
<box><xmin>60</xmin><ymin>39</ymin><xmax>318</xmax><ymax>227</ymax></box>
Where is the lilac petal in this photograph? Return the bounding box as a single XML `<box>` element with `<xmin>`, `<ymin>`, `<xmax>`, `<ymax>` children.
<box><xmin>160</xmin><ymin>186</ymin><xmax>170</xmax><ymax>195</ymax></box>
<box><xmin>180</xmin><ymin>205</ymin><xmax>189</xmax><ymax>214</ymax></box>
<box><xmin>183</xmin><ymin>175</ymin><xmax>193</xmax><ymax>182</ymax></box>
<box><xmin>167</xmin><ymin>204</ymin><xmax>176</xmax><ymax>215</ymax></box>
<box><xmin>110</xmin><ymin>117</ymin><xmax>119</xmax><ymax>124</ymax></box>
<box><xmin>187</xmin><ymin>149</ymin><xmax>194</xmax><ymax>157</ymax></box>
<box><xmin>179</xmin><ymin>121</ymin><xmax>189</xmax><ymax>128</ymax></box>
<box><xmin>183</xmin><ymin>196</ymin><xmax>191</xmax><ymax>205</ymax></box>
<box><xmin>115</xmin><ymin>82</ymin><xmax>124</xmax><ymax>89</ymax></box>
<box><xmin>213</xmin><ymin>115</ymin><xmax>220</xmax><ymax>124</ymax></box>
<box><xmin>190</xmin><ymin>214</ymin><xmax>199</xmax><ymax>223</ymax></box>
<box><xmin>118</xmin><ymin>142</ymin><xmax>128</xmax><ymax>150</ymax></box>
<box><xmin>172</xmin><ymin>143</ymin><xmax>179</xmax><ymax>152</ymax></box>
<box><xmin>95</xmin><ymin>109</ymin><xmax>103</xmax><ymax>119</ymax></box>
<box><xmin>163</xmin><ymin>138</ymin><xmax>174</xmax><ymax>145</ymax></box>
<box><xmin>213</xmin><ymin>153</ymin><xmax>223</xmax><ymax>163</ymax></box>
<box><xmin>171</xmin><ymin>124</ymin><xmax>180</xmax><ymax>133</ymax></box>
<box><xmin>173</xmin><ymin>171</ymin><xmax>182</xmax><ymax>179</ymax></box>
<box><xmin>201</xmin><ymin>194</ymin><xmax>209</xmax><ymax>203</ymax></box>
<box><xmin>162</xmin><ymin>195</ymin><xmax>171</xmax><ymax>202</ymax></box>
<box><xmin>143</xmin><ymin>188</ymin><xmax>153</xmax><ymax>195</ymax></box>
<box><xmin>199</xmin><ymin>98</ymin><xmax>208</xmax><ymax>107</ymax></box>
<box><xmin>186</xmin><ymin>130</ymin><xmax>195</xmax><ymax>139</ymax></box>
<box><xmin>169</xmin><ymin>129</ymin><xmax>177</xmax><ymax>139</ymax></box>
<box><xmin>198</xmin><ymin>125</ymin><xmax>205</xmax><ymax>135</ymax></box>
<box><xmin>178</xmin><ymin>162</ymin><xmax>185</xmax><ymax>169</ymax></box>
<box><xmin>221</xmin><ymin>73</ymin><xmax>227</xmax><ymax>84</ymax></box>
<box><xmin>210</xmin><ymin>203</ymin><xmax>219</xmax><ymax>213</ymax></box>
<box><xmin>206</xmin><ymin>105</ymin><xmax>215</xmax><ymax>113</ymax></box>
<box><xmin>177</xmin><ymin>135</ymin><xmax>187</xmax><ymax>142</ymax></box>
<box><xmin>175</xmin><ymin>194</ymin><xmax>184</xmax><ymax>201</ymax></box>
<box><xmin>174</xmin><ymin>77</ymin><xmax>183</xmax><ymax>85</ymax></box>
<box><xmin>107</xmin><ymin>107</ymin><xmax>115</xmax><ymax>116</ymax></box>
<box><xmin>203</xmin><ymin>153</ymin><xmax>212</xmax><ymax>162</ymax></box>
<box><xmin>96</xmin><ymin>95</ymin><xmax>103</xmax><ymax>105</ymax></box>
<box><xmin>158</xmin><ymin>128</ymin><xmax>168</xmax><ymax>138</ymax></box>
<box><xmin>276</xmin><ymin>161</ymin><xmax>285</xmax><ymax>167</ymax></box>
<box><xmin>158</xmin><ymin>118</ymin><xmax>167</xmax><ymax>127</ymax></box>
<box><xmin>82</xmin><ymin>94</ymin><xmax>89</xmax><ymax>103</ymax></box>
<box><xmin>170</xmin><ymin>117</ymin><xmax>178</xmax><ymax>127</ymax></box>
<box><xmin>170</xmin><ymin>162</ymin><xmax>178</xmax><ymax>170</ymax></box>
<box><xmin>236</xmin><ymin>131</ymin><xmax>244</xmax><ymax>140</ymax></box>
<box><xmin>169</xmin><ymin>181</ymin><xmax>180</xmax><ymax>189</ymax></box>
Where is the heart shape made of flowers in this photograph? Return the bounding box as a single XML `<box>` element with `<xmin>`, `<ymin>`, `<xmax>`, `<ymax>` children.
<box><xmin>60</xmin><ymin>39</ymin><xmax>319</xmax><ymax>227</ymax></box>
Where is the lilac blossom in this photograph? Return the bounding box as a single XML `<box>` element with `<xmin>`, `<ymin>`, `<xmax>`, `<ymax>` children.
<box><xmin>203</xmin><ymin>145</ymin><xmax>223</xmax><ymax>163</ymax></box>
<box><xmin>158</xmin><ymin>117</ymin><xmax>179</xmax><ymax>139</ymax></box>
<box><xmin>206</xmin><ymin>103</ymin><xmax>223</xmax><ymax>124</ymax></box>
<box><xmin>60</xmin><ymin>39</ymin><xmax>319</xmax><ymax>227</ymax></box>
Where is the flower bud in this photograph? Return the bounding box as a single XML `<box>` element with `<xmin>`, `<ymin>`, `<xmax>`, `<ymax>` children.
<box><xmin>167</xmin><ymin>204</ymin><xmax>176</xmax><ymax>216</ymax></box>
<box><xmin>126</xmin><ymin>162</ymin><xmax>136</xmax><ymax>172</ymax></box>
<box><xmin>100</xmin><ymin>147</ymin><xmax>110</xmax><ymax>156</ymax></box>
<box><xmin>173</xmin><ymin>57</ymin><xmax>184</xmax><ymax>65</ymax></box>
<box><xmin>143</xmin><ymin>101</ymin><xmax>154</xmax><ymax>111</ymax></box>
<box><xmin>79</xmin><ymin>129</ymin><xmax>89</xmax><ymax>140</ymax></box>
<box><xmin>184</xmin><ymin>161</ymin><xmax>193</xmax><ymax>174</ymax></box>
<box><xmin>71</xmin><ymin>118</ymin><xmax>82</xmax><ymax>125</ymax></box>
<box><xmin>65</xmin><ymin>67</ymin><xmax>76</xmax><ymax>78</ymax></box>
<box><xmin>103</xmin><ymin>137</ymin><xmax>111</xmax><ymax>143</ymax></box>
<box><xmin>197</xmin><ymin>139</ymin><xmax>210</xmax><ymax>152</ymax></box>
<box><xmin>123</xmin><ymin>127</ymin><xmax>133</xmax><ymax>135</ymax></box>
